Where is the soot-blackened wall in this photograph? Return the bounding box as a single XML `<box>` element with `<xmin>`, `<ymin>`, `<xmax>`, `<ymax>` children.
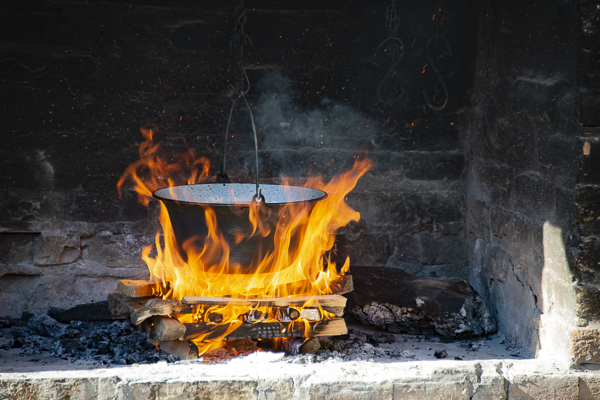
<box><xmin>0</xmin><ymin>1</ymin><xmax>476</xmax><ymax>315</ymax></box>
<box><xmin>466</xmin><ymin>0</ymin><xmax>600</xmax><ymax>364</ymax></box>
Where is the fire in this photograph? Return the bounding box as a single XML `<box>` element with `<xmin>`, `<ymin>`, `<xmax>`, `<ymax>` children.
<box><xmin>118</xmin><ymin>127</ymin><xmax>372</xmax><ymax>354</ymax></box>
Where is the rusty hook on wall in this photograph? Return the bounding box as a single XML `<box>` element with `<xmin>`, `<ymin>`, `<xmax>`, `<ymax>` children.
<box><xmin>376</xmin><ymin>37</ymin><xmax>406</xmax><ymax>106</ymax></box>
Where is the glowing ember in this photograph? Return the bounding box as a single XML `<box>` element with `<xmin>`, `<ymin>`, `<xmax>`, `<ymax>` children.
<box><xmin>118</xmin><ymin>127</ymin><xmax>372</xmax><ymax>355</ymax></box>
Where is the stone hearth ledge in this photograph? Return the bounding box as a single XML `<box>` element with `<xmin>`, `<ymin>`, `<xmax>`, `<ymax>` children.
<box><xmin>1</xmin><ymin>354</ymin><xmax>600</xmax><ymax>399</ymax></box>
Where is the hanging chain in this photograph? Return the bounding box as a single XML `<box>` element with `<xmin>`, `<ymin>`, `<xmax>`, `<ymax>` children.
<box><xmin>229</xmin><ymin>0</ymin><xmax>251</xmax><ymax>94</ymax></box>
<box><xmin>385</xmin><ymin>0</ymin><xmax>401</xmax><ymax>58</ymax></box>
<box><xmin>423</xmin><ymin>0</ymin><xmax>451</xmax><ymax>110</ymax></box>
<box><xmin>221</xmin><ymin>0</ymin><xmax>263</xmax><ymax>202</ymax></box>
<box><xmin>377</xmin><ymin>0</ymin><xmax>405</xmax><ymax>105</ymax></box>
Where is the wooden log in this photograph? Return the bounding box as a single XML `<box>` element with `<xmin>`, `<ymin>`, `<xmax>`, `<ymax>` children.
<box><xmin>312</xmin><ymin>318</ymin><xmax>347</xmax><ymax>336</ymax></box>
<box><xmin>239</xmin><ymin>306</ymin><xmax>300</xmax><ymax>323</ymax></box>
<box><xmin>250</xmin><ymin>274</ymin><xmax>353</xmax><ymax>297</ymax></box>
<box><xmin>157</xmin><ymin>340</ymin><xmax>198</xmax><ymax>360</ymax></box>
<box><xmin>116</xmin><ymin>280</ymin><xmax>166</xmax><ymax>298</ymax></box>
<box><xmin>299</xmin><ymin>308</ymin><xmax>321</xmax><ymax>321</ymax></box>
<box><xmin>150</xmin><ymin>316</ymin><xmax>187</xmax><ymax>341</ymax></box>
<box><xmin>329</xmin><ymin>274</ymin><xmax>353</xmax><ymax>295</ymax></box>
<box><xmin>273</xmin><ymin>306</ymin><xmax>300</xmax><ymax>322</ymax></box>
<box><xmin>182</xmin><ymin>294</ymin><xmax>346</xmax><ymax>317</ymax></box>
<box><xmin>130</xmin><ymin>298</ymin><xmax>195</xmax><ymax>325</ymax></box>
<box><xmin>107</xmin><ymin>293</ymin><xmax>156</xmax><ymax>315</ymax></box>
<box><xmin>182</xmin><ymin>318</ymin><xmax>347</xmax><ymax>341</ymax></box>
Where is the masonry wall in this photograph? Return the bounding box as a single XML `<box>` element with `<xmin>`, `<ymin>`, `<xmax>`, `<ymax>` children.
<box><xmin>0</xmin><ymin>0</ymin><xmax>476</xmax><ymax>315</ymax></box>
<box><xmin>465</xmin><ymin>0</ymin><xmax>600</xmax><ymax>363</ymax></box>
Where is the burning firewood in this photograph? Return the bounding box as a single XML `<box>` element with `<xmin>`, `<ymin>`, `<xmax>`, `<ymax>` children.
<box><xmin>182</xmin><ymin>318</ymin><xmax>347</xmax><ymax>341</ymax></box>
<box><xmin>107</xmin><ymin>293</ymin><xmax>156</xmax><ymax>316</ymax></box>
<box><xmin>299</xmin><ymin>308</ymin><xmax>321</xmax><ymax>321</ymax></box>
<box><xmin>116</xmin><ymin>279</ymin><xmax>167</xmax><ymax>298</ymax></box>
<box><xmin>108</xmin><ymin>275</ymin><xmax>353</xmax><ymax>359</ymax></box>
<box><xmin>181</xmin><ymin>294</ymin><xmax>347</xmax><ymax>317</ymax></box>
<box><xmin>273</xmin><ymin>306</ymin><xmax>300</xmax><ymax>322</ymax></box>
<box><xmin>129</xmin><ymin>298</ymin><xmax>194</xmax><ymax>325</ymax></box>
<box><xmin>148</xmin><ymin>316</ymin><xmax>186</xmax><ymax>342</ymax></box>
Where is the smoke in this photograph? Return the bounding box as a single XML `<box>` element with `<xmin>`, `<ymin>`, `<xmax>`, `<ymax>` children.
<box><xmin>253</xmin><ymin>70</ymin><xmax>378</xmax><ymax>154</ymax></box>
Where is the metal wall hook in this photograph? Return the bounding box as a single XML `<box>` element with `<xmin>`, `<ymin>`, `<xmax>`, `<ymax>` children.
<box><xmin>423</xmin><ymin>34</ymin><xmax>452</xmax><ymax>111</ymax></box>
<box><xmin>377</xmin><ymin>38</ymin><xmax>406</xmax><ymax>106</ymax></box>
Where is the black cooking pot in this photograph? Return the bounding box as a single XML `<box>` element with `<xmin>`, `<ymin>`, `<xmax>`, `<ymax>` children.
<box><xmin>152</xmin><ymin>183</ymin><xmax>327</xmax><ymax>273</ymax></box>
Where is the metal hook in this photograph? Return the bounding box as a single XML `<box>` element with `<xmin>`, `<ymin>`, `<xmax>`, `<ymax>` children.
<box><xmin>376</xmin><ymin>37</ymin><xmax>406</xmax><ymax>106</ymax></box>
<box><xmin>423</xmin><ymin>34</ymin><xmax>452</xmax><ymax>111</ymax></box>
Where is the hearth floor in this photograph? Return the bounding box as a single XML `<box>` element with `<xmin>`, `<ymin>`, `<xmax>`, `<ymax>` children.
<box><xmin>2</xmin><ymin>320</ymin><xmax>599</xmax><ymax>399</ymax></box>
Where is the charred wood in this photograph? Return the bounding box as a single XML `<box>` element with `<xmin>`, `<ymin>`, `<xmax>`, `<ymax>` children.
<box><xmin>129</xmin><ymin>299</ymin><xmax>194</xmax><ymax>325</ymax></box>
<box><xmin>273</xmin><ymin>306</ymin><xmax>300</xmax><ymax>322</ymax></box>
<box><xmin>107</xmin><ymin>293</ymin><xmax>156</xmax><ymax>316</ymax></box>
<box><xmin>49</xmin><ymin>301</ymin><xmax>127</xmax><ymax>322</ymax></box>
<box><xmin>345</xmin><ymin>267</ymin><xmax>497</xmax><ymax>339</ymax></box>
<box><xmin>182</xmin><ymin>318</ymin><xmax>347</xmax><ymax>341</ymax></box>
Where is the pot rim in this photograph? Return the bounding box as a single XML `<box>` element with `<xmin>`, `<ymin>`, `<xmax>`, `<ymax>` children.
<box><xmin>152</xmin><ymin>183</ymin><xmax>328</xmax><ymax>206</ymax></box>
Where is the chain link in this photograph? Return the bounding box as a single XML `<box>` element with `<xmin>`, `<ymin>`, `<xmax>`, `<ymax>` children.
<box><xmin>385</xmin><ymin>0</ymin><xmax>401</xmax><ymax>58</ymax></box>
<box><xmin>377</xmin><ymin>0</ymin><xmax>405</xmax><ymax>105</ymax></box>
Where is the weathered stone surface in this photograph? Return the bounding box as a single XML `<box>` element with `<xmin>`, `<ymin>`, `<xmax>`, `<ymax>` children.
<box><xmin>579</xmin><ymin>375</ymin><xmax>600</xmax><ymax>400</ymax></box>
<box><xmin>393</xmin><ymin>382</ymin><xmax>471</xmax><ymax>400</ymax></box>
<box><xmin>576</xmin><ymin>286</ymin><xmax>600</xmax><ymax>319</ymax></box>
<box><xmin>571</xmin><ymin>328</ymin><xmax>600</xmax><ymax>364</ymax></box>
<box><xmin>472</xmin><ymin>375</ymin><xmax>508</xmax><ymax>400</ymax></box>
<box><xmin>507</xmin><ymin>376</ymin><xmax>578</xmax><ymax>400</ymax></box>
<box><xmin>34</xmin><ymin>232</ymin><xmax>81</xmax><ymax>266</ymax></box>
<box><xmin>306</xmin><ymin>384</ymin><xmax>394</xmax><ymax>400</ymax></box>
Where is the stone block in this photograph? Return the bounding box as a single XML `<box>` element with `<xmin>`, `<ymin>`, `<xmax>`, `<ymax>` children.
<box><xmin>34</xmin><ymin>232</ymin><xmax>80</xmax><ymax>266</ymax></box>
<box><xmin>308</xmin><ymin>383</ymin><xmax>394</xmax><ymax>400</ymax></box>
<box><xmin>571</xmin><ymin>236</ymin><xmax>600</xmax><ymax>285</ymax></box>
<box><xmin>579</xmin><ymin>376</ymin><xmax>600</xmax><ymax>400</ymax></box>
<box><xmin>472</xmin><ymin>375</ymin><xmax>508</xmax><ymax>400</ymax></box>
<box><xmin>571</xmin><ymin>327</ymin><xmax>600</xmax><ymax>364</ymax></box>
<box><xmin>508</xmin><ymin>376</ymin><xmax>578</xmax><ymax>400</ymax></box>
<box><xmin>347</xmin><ymin>190</ymin><xmax>463</xmax><ymax>231</ymax></box>
<box><xmin>0</xmin><ymin>233</ymin><xmax>40</xmax><ymax>266</ymax></box>
<box><xmin>119</xmin><ymin>380</ymin><xmax>259</xmax><ymax>400</ymax></box>
<box><xmin>333</xmin><ymin>232</ymin><xmax>390</xmax><ymax>267</ymax></box>
<box><xmin>393</xmin><ymin>382</ymin><xmax>471</xmax><ymax>400</ymax></box>
<box><xmin>576</xmin><ymin>286</ymin><xmax>600</xmax><ymax>319</ymax></box>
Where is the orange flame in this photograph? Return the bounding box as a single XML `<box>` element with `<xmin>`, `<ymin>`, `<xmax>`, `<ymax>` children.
<box><xmin>118</xmin><ymin>127</ymin><xmax>372</xmax><ymax>354</ymax></box>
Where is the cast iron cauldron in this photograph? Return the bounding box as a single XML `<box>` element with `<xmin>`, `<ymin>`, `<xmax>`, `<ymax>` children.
<box><xmin>153</xmin><ymin>183</ymin><xmax>327</xmax><ymax>273</ymax></box>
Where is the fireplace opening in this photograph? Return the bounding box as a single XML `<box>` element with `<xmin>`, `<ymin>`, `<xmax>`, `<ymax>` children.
<box><xmin>2</xmin><ymin>0</ymin><xmax>600</xmax><ymax>396</ymax></box>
